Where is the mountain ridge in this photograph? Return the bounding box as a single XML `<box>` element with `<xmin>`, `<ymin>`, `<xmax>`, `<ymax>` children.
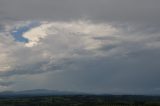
<box><xmin>0</xmin><ymin>89</ymin><xmax>88</xmax><ymax>97</ymax></box>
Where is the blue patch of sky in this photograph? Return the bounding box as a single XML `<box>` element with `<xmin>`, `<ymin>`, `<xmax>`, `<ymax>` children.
<box><xmin>11</xmin><ymin>21</ymin><xmax>40</xmax><ymax>43</ymax></box>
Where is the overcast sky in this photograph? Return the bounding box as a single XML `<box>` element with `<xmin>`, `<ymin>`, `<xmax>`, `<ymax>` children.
<box><xmin>0</xmin><ymin>0</ymin><xmax>160</xmax><ymax>95</ymax></box>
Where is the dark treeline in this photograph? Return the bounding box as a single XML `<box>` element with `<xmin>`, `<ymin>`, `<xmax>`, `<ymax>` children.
<box><xmin>0</xmin><ymin>95</ymin><xmax>160</xmax><ymax>106</ymax></box>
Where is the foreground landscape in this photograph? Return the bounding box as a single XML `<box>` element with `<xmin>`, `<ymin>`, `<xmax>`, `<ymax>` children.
<box><xmin>0</xmin><ymin>95</ymin><xmax>160</xmax><ymax>106</ymax></box>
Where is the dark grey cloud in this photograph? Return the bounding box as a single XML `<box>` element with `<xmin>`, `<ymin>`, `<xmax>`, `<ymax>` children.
<box><xmin>0</xmin><ymin>0</ymin><xmax>160</xmax><ymax>23</ymax></box>
<box><xmin>0</xmin><ymin>25</ymin><xmax>4</xmax><ymax>32</ymax></box>
<box><xmin>47</xmin><ymin>49</ymin><xmax>160</xmax><ymax>95</ymax></box>
<box><xmin>10</xmin><ymin>51</ymin><xmax>160</xmax><ymax>94</ymax></box>
<box><xmin>0</xmin><ymin>81</ymin><xmax>13</xmax><ymax>86</ymax></box>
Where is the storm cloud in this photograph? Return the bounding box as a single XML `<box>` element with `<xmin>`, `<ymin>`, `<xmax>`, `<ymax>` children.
<box><xmin>0</xmin><ymin>0</ymin><xmax>160</xmax><ymax>94</ymax></box>
<box><xmin>0</xmin><ymin>0</ymin><xmax>159</xmax><ymax>23</ymax></box>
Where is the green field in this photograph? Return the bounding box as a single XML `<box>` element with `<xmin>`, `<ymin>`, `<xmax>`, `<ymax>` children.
<box><xmin>0</xmin><ymin>95</ymin><xmax>160</xmax><ymax>106</ymax></box>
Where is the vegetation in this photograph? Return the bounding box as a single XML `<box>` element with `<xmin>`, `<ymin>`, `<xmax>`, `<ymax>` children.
<box><xmin>0</xmin><ymin>95</ymin><xmax>160</xmax><ymax>106</ymax></box>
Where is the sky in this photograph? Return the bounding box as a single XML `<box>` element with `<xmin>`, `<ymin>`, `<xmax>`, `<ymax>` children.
<box><xmin>0</xmin><ymin>0</ymin><xmax>160</xmax><ymax>95</ymax></box>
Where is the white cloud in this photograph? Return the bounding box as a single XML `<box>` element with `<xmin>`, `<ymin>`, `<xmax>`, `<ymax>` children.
<box><xmin>23</xmin><ymin>20</ymin><xmax>117</xmax><ymax>47</ymax></box>
<box><xmin>0</xmin><ymin>20</ymin><xmax>159</xmax><ymax>76</ymax></box>
<box><xmin>0</xmin><ymin>20</ymin><xmax>118</xmax><ymax>75</ymax></box>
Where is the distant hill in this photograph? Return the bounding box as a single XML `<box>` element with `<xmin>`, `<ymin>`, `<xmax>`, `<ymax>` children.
<box><xmin>0</xmin><ymin>89</ymin><xmax>86</xmax><ymax>97</ymax></box>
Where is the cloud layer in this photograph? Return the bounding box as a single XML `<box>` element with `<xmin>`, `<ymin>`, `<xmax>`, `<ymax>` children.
<box><xmin>0</xmin><ymin>19</ymin><xmax>160</xmax><ymax>94</ymax></box>
<box><xmin>0</xmin><ymin>0</ymin><xmax>160</xmax><ymax>24</ymax></box>
<box><xmin>0</xmin><ymin>0</ymin><xmax>160</xmax><ymax>94</ymax></box>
